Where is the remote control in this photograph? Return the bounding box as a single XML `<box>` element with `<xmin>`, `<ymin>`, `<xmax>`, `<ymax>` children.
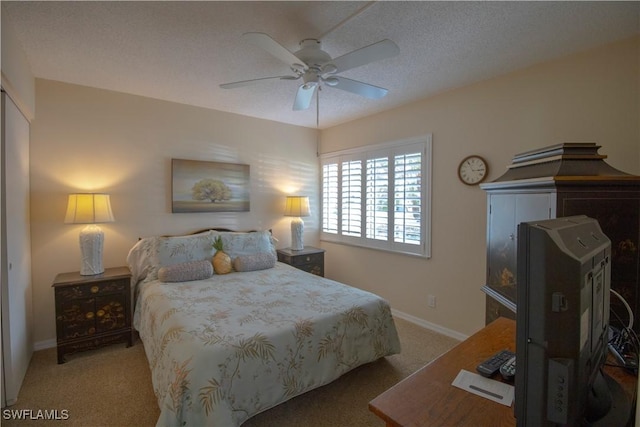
<box><xmin>499</xmin><ymin>355</ymin><xmax>516</xmax><ymax>381</ymax></box>
<box><xmin>476</xmin><ymin>349</ymin><xmax>515</xmax><ymax>378</ymax></box>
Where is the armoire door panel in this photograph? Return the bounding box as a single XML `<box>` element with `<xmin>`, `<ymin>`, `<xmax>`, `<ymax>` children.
<box><xmin>487</xmin><ymin>193</ymin><xmax>552</xmax><ymax>304</ymax></box>
<box><xmin>487</xmin><ymin>194</ymin><xmax>517</xmax><ymax>302</ymax></box>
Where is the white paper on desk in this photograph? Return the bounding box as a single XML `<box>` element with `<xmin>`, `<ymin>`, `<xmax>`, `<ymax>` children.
<box><xmin>452</xmin><ymin>369</ymin><xmax>514</xmax><ymax>406</ymax></box>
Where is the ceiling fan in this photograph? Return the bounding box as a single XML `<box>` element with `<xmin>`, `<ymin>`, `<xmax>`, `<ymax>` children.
<box><xmin>220</xmin><ymin>32</ymin><xmax>400</xmax><ymax>111</ymax></box>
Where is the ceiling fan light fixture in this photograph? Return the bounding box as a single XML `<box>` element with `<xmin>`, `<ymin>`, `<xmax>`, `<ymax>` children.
<box><xmin>323</xmin><ymin>76</ymin><xmax>339</xmax><ymax>87</ymax></box>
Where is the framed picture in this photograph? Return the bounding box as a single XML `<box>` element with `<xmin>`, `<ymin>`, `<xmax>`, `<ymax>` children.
<box><xmin>171</xmin><ymin>159</ymin><xmax>250</xmax><ymax>213</ymax></box>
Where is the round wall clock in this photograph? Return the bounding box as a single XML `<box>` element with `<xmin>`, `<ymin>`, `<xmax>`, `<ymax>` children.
<box><xmin>458</xmin><ymin>155</ymin><xmax>488</xmax><ymax>185</ymax></box>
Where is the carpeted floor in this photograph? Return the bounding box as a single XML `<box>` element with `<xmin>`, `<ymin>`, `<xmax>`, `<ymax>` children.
<box><xmin>3</xmin><ymin>317</ymin><xmax>459</xmax><ymax>426</ymax></box>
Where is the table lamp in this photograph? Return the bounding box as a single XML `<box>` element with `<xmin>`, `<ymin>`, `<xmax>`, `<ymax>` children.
<box><xmin>64</xmin><ymin>193</ymin><xmax>115</xmax><ymax>275</ymax></box>
<box><xmin>284</xmin><ymin>196</ymin><xmax>310</xmax><ymax>251</ymax></box>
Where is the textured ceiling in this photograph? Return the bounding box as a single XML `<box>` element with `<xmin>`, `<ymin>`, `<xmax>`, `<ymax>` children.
<box><xmin>3</xmin><ymin>1</ymin><xmax>639</xmax><ymax>129</ymax></box>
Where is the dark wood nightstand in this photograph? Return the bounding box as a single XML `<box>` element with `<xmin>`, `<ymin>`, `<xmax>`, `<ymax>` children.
<box><xmin>277</xmin><ymin>246</ymin><xmax>325</xmax><ymax>277</ymax></box>
<box><xmin>52</xmin><ymin>266</ymin><xmax>133</xmax><ymax>364</ymax></box>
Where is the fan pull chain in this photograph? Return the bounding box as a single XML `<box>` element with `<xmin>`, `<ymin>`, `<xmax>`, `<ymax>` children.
<box><xmin>316</xmin><ymin>86</ymin><xmax>321</xmax><ymax>129</ymax></box>
<box><xmin>317</xmin><ymin>1</ymin><xmax>377</xmax><ymax>40</ymax></box>
<box><xmin>316</xmin><ymin>86</ymin><xmax>321</xmax><ymax>156</ymax></box>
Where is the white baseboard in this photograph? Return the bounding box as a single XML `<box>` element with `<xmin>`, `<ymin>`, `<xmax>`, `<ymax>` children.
<box><xmin>391</xmin><ymin>309</ymin><xmax>469</xmax><ymax>342</ymax></box>
<box><xmin>33</xmin><ymin>339</ymin><xmax>56</xmax><ymax>351</ymax></box>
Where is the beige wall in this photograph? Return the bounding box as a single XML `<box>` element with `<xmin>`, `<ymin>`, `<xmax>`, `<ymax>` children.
<box><xmin>30</xmin><ymin>80</ymin><xmax>319</xmax><ymax>346</ymax></box>
<box><xmin>28</xmin><ymin>36</ymin><xmax>640</xmax><ymax>345</ymax></box>
<box><xmin>1</xmin><ymin>11</ymin><xmax>35</xmax><ymax>119</ymax></box>
<box><xmin>320</xmin><ymin>36</ymin><xmax>640</xmax><ymax>337</ymax></box>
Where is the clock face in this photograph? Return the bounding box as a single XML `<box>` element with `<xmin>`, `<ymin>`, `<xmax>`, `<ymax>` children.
<box><xmin>458</xmin><ymin>155</ymin><xmax>488</xmax><ymax>185</ymax></box>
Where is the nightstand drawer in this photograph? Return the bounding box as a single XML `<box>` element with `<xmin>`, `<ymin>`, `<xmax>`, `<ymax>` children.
<box><xmin>55</xmin><ymin>279</ymin><xmax>127</xmax><ymax>300</ymax></box>
<box><xmin>287</xmin><ymin>252</ymin><xmax>323</xmax><ymax>267</ymax></box>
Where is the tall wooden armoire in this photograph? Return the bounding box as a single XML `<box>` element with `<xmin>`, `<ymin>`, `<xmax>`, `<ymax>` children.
<box><xmin>480</xmin><ymin>143</ymin><xmax>640</xmax><ymax>333</ymax></box>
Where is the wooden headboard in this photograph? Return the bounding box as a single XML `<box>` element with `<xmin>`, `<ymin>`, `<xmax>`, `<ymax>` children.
<box><xmin>189</xmin><ymin>227</ymin><xmax>237</xmax><ymax>235</ymax></box>
<box><xmin>142</xmin><ymin>228</ymin><xmax>269</xmax><ymax>240</ymax></box>
<box><xmin>188</xmin><ymin>228</ymin><xmax>266</xmax><ymax>235</ymax></box>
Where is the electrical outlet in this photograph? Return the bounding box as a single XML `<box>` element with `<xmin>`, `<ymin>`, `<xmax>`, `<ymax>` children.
<box><xmin>427</xmin><ymin>294</ymin><xmax>436</xmax><ymax>308</ymax></box>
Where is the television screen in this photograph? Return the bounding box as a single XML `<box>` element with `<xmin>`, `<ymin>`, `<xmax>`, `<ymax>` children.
<box><xmin>515</xmin><ymin>215</ymin><xmax>631</xmax><ymax>426</ymax></box>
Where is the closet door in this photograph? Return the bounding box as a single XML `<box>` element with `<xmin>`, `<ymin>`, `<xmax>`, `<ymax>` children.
<box><xmin>1</xmin><ymin>90</ymin><xmax>33</xmax><ymax>406</ymax></box>
<box><xmin>0</xmin><ymin>89</ymin><xmax>3</xmax><ymax>407</ymax></box>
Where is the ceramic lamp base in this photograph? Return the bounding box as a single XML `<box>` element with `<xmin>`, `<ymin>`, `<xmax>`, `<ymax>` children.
<box><xmin>79</xmin><ymin>224</ymin><xmax>105</xmax><ymax>275</ymax></box>
<box><xmin>290</xmin><ymin>217</ymin><xmax>305</xmax><ymax>251</ymax></box>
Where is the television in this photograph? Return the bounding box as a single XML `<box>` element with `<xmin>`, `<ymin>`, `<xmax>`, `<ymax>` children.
<box><xmin>515</xmin><ymin>215</ymin><xmax>631</xmax><ymax>426</ymax></box>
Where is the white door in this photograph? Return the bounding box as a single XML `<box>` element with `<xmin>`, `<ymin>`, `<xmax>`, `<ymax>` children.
<box><xmin>1</xmin><ymin>90</ymin><xmax>33</xmax><ymax>406</ymax></box>
<box><xmin>1</xmin><ymin>88</ymin><xmax>4</xmax><ymax>408</ymax></box>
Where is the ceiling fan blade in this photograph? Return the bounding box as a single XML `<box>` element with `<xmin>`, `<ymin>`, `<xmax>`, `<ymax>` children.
<box><xmin>330</xmin><ymin>76</ymin><xmax>388</xmax><ymax>99</ymax></box>
<box><xmin>293</xmin><ymin>84</ymin><xmax>317</xmax><ymax>111</ymax></box>
<box><xmin>220</xmin><ymin>75</ymin><xmax>297</xmax><ymax>89</ymax></box>
<box><xmin>326</xmin><ymin>39</ymin><xmax>399</xmax><ymax>74</ymax></box>
<box><xmin>243</xmin><ymin>32</ymin><xmax>305</xmax><ymax>69</ymax></box>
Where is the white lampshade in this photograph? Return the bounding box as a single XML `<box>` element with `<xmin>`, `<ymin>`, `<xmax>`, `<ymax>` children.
<box><xmin>64</xmin><ymin>193</ymin><xmax>115</xmax><ymax>224</ymax></box>
<box><xmin>283</xmin><ymin>196</ymin><xmax>310</xmax><ymax>218</ymax></box>
<box><xmin>65</xmin><ymin>193</ymin><xmax>115</xmax><ymax>275</ymax></box>
<box><xmin>284</xmin><ymin>196</ymin><xmax>310</xmax><ymax>251</ymax></box>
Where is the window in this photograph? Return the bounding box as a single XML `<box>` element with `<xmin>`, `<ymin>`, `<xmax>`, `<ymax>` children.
<box><xmin>320</xmin><ymin>135</ymin><xmax>431</xmax><ymax>257</ymax></box>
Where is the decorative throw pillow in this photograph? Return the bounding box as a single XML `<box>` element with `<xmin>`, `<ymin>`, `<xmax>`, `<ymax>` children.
<box><xmin>233</xmin><ymin>252</ymin><xmax>277</xmax><ymax>272</ymax></box>
<box><xmin>158</xmin><ymin>260</ymin><xmax>214</xmax><ymax>282</ymax></box>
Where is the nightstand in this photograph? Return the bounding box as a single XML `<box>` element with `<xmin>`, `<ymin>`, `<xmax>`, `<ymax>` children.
<box><xmin>276</xmin><ymin>246</ymin><xmax>325</xmax><ymax>277</ymax></box>
<box><xmin>52</xmin><ymin>266</ymin><xmax>133</xmax><ymax>364</ymax></box>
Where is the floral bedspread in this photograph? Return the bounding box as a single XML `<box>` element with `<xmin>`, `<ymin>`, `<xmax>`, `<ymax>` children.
<box><xmin>134</xmin><ymin>262</ymin><xmax>401</xmax><ymax>426</ymax></box>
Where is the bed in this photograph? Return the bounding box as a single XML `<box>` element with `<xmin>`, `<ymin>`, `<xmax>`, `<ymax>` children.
<box><xmin>127</xmin><ymin>229</ymin><xmax>401</xmax><ymax>426</ymax></box>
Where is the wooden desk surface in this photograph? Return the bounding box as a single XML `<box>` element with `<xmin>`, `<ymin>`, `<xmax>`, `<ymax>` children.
<box><xmin>369</xmin><ymin>317</ymin><xmax>517</xmax><ymax>427</ymax></box>
<box><xmin>369</xmin><ymin>317</ymin><xmax>636</xmax><ymax>427</ymax></box>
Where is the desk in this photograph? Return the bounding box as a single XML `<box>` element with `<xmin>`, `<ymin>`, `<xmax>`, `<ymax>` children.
<box><xmin>369</xmin><ymin>317</ymin><xmax>636</xmax><ymax>427</ymax></box>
